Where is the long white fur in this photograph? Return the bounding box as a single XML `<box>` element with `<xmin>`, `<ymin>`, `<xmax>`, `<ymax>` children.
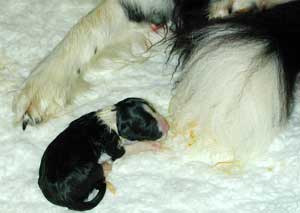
<box><xmin>169</xmin><ymin>25</ymin><xmax>287</xmax><ymax>163</ymax></box>
<box><xmin>12</xmin><ymin>0</ymin><xmax>156</xmax><ymax>124</ymax></box>
<box><xmin>12</xmin><ymin>0</ymin><xmax>291</xmax><ymax>163</ymax></box>
<box><xmin>13</xmin><ymin>0</ymin><xmax>287</xmax><ymax>123</ymax></box>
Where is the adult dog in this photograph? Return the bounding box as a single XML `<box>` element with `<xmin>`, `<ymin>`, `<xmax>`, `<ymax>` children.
<box><xmin>13</xmin><ymin>0</ymin><xmax>300</xmax><ymax>164</ymax></box>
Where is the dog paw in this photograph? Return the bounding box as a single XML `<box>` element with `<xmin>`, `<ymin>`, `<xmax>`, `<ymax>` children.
<box><xmin>232</xmin><ymin>0</ymin><xmax>257</xmax><ymax>13</ymax></box>
<box><xmin>209</xmin><ymin>0</ymin><xmax>232</xmax><ymax>19</ymax></box>
<box><xmin>21</xmin><ymin>105</ymin><xmax>44</xmax><ymax>130</ymax></box>
<box><xmin>13</xmin><ymin>77</ymin><xmax>70</xmax><ymax>130</ymax></box>
<box><xmin>209</xmin><ymin>0</ymin><xmax>257</xmax><ymax>19</ymax></box>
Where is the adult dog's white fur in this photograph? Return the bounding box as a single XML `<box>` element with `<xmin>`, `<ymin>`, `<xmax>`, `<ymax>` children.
<box><xmin>13</xmin><ymin>0</ymin><xmax>295</xmax><ymax>164</ymax></box>
<box><xmin>169</xmin><ymin>27</ymin><xmax>285</xmax><ymax>162</ymax></box>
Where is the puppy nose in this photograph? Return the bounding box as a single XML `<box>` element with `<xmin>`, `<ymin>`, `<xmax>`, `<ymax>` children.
<box><xmin>158</xmin><ymin>116</ymin><xmax>169</xmax><ymax>135</ymax></box>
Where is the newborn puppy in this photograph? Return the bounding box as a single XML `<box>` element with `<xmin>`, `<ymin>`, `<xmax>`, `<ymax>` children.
<box><xmin>38</xmin><ymin>98</ymin><xmax>169</xmax><ymax>211</ymax></box>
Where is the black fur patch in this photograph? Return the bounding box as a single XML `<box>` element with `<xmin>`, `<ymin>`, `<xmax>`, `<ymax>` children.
<box><xmin>120</xmin><ymin>2</ymin><xmax>170</xmax><ymax>25</ymax></box>
<box><xmin>115</xmin><ymin>98</ymin><xmax>163</xmax><ymax>141</ymax></box>
<box><xmin>170</xmin><ymin>0</ymin><xmax>210</xmax><ymax>67</ymax></box>
<box><xmin>38</xmin><ymin>98</ymin><xmax>165</xmax><ymax>210</ymax></box>
<box><xmin>171</xmin><ymin>0</ymin><xmax>300</xmax><ymax>115</ymax></box>
<box><xmin>38</xmin><ymin>112</ymin><xmax>124</xmax><ymax>211</ymax></box>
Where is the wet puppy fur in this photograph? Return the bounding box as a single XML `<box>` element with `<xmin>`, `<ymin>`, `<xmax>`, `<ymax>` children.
<box><xmin>38</xmin><ymin>98</ymin><xmax>169</xmax><ymax>211</ymax></box>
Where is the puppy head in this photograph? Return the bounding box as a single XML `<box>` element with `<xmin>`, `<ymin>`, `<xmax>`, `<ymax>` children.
<box><xmin>115</xmin><ymin>98</ymin><xmax>169</xmax><ymax>141</ymax></box>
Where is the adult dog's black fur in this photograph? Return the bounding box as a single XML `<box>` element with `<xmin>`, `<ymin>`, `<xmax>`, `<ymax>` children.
<box><xmin>171</xmin><ymin>0</ymin><xmax>300</xmax><ymax>111</ymax></box>
<box><xmin>38</xmin><ymin>98</ymin><xmax>168</xmax><ymax>211</ymax></box>
<box><xmin>14</xmin><ymin>0</ymin><xmax>300</xmax><ymax>164</ymax></box>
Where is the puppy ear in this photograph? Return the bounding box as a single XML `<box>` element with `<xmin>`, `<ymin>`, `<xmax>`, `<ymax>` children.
<box><xmin>115</xmin><ymin>100</ymin><xmax>145</xmax><ymax>140</ymax></box>
<box><xmin>115</xmin><ymin>109</ymin><xmax>138</xmax><ymax>140</ymax></box>
<box><xmin>115</xmin><ymin>98</ymin><xmax>137</xmax><ymax>139</ymax></box>
<box><xmin>115</xmin><ymin>98</ymin><xmax>163</xmax><ymax>141</ymax></box>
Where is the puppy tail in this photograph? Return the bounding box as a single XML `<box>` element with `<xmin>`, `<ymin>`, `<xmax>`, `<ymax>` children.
<box><xmin>68</xmin><ymin>182</ymin><xmax>107</xmax><ymax>211</ymax></box>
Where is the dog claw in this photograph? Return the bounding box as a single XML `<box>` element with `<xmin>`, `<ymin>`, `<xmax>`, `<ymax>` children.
<box><xmin>22</xmin><ymin>113</ymin><xmax>32</xmax><ymax>130</ymax></box>
<box><xmin>22</xmin><ymin>120</ymin><xmax>28</xmax><ymax>131</ymax></box>
<box><xmin>21</xmin><ymin>112</ymin><xmax>42</xmax><ymax>130</ymax></box>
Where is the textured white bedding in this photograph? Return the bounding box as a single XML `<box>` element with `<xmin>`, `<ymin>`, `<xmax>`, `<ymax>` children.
<box><xmin>1</xmin><ymin>0</ymin><xmax>300</xmax><ymax>212</ymax></box>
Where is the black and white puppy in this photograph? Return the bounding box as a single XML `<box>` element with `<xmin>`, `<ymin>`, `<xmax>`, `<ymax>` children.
<box><xmin>38</xmin><ymin>98</ymin><xmax>169</xmax><ymax>211</ymax></box>
<box><xmin>14</xmin><ymin>0</ymin><xmax>300</xmax><ymax>164</ymax></box>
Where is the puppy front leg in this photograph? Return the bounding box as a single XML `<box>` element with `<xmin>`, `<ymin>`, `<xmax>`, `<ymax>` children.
<box><xmin>101</xmin><ymin>162</ymin><xmax>117</xmax><ymax>194</ymax></box>
<box><xmin>13</xmin><ymin>0</ymin><xmax>132</xmax><ymax>129</ymax></box>
<box><xmin>124</xmin><ymin>142</ymin><xmax>161</xmax><ymax>156</ymax></box>
<box><xmin>102</xmin><ymin>162</ymin><xmax>113</xmax><ymax>178</ymax></box>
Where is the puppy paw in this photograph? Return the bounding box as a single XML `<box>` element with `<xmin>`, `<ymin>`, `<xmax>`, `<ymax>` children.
<box><xmin>106</xmin><ymin>181</ymin><xmax>117</xmax><ymax>195</ymax></box>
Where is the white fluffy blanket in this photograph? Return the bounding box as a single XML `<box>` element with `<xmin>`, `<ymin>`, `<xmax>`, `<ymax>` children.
<box><xmin>1</xmin><ymin>0</ymin><xmax>300</xmax><ymax>212</ymax></box>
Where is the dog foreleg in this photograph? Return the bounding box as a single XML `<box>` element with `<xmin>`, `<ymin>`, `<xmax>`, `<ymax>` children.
<box><xmin>13</xmin><ymin>0</ymin><xmax>132</xmax><ymax>129</ymax></box>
